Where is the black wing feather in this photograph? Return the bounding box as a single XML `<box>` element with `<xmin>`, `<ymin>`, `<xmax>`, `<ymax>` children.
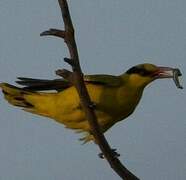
<box><xmin>16</xmin><ymin>77</ymin><xmax>72</xmax><ymax>92</ymax></box>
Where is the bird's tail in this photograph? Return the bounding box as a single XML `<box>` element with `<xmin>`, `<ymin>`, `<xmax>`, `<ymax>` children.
<box><xmin>0</xmin><ymin>83</ymin><xmax>34</xmax><ymax>108</ymax></box>
<box><xmin>0</xmin><ymin>83</ymin><xmax>56</xmax><ymax>118</ymax></box>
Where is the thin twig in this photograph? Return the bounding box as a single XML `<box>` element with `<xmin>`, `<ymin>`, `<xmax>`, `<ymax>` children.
<box><xmin>41</xmin><ymin>0</ymin><xmax>140</xmax><ymax>179</ymax></box>
<box><xmin>40</xmin><ymin>28</ymin><xmax>65</xmax><ymax>38</ymax></box>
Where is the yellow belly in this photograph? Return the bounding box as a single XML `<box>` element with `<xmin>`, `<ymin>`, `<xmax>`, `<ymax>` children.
<box><xmin>28</xmin><ymin>84</ymin><xmax>142</xmax><ymax>136</ymax></box>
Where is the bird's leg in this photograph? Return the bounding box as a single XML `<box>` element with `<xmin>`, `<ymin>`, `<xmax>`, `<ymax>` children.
<box><xmin>98</xmin><ymin>148</ymin><xmax>120</xmax><ymax>159</ymax></box>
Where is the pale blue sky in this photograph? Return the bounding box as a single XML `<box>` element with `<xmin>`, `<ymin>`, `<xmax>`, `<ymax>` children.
<box><xmin>0</xmin><ymin>0</ymin><xmax>186</xmax><ymax>180</ymax></box>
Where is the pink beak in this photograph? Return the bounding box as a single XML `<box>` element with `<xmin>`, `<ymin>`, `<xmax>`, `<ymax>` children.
<box><xmin>154</xmin><ymin>66</ymin><xmax>183</xmax><ymax>89</ymax></box>
<box><xmin>154</xmin><ymin>67</ymin><xmax>181</xmax><ymax>79</ymax></box>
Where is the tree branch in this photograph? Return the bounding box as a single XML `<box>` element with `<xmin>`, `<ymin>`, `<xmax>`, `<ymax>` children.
<box><xmin>40</xmin><ymin>29</ymin><xmax>65</xmax><ymax>39</ymax></box>
<box><xmin>41</xmin><ymin>0</ymin><xmax>140</xmax><ymax>179</ymax></box>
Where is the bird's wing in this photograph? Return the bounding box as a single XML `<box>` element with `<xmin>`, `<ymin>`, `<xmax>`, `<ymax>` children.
<box><xmin>84</xmin><ymin>74</ymin><xmax>122</xmax><ymax>86</ymax></box>
<box><xmin>16</xmin><ymin>77</ymin><xmax>71</xmax><ymax>92</ymax></box>
<box><xmin>16</xmin><ymin>74</ymin><xmax>122</xmax><ymax>92</ymax></box>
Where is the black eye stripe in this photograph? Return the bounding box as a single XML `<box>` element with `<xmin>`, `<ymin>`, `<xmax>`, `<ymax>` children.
<box><xmin>126</xmin><ymin>67</ymin><xmax>140</xmax><ymax>74</ymax></box>
<box><xmin>126</xmin><ymin>67</ymin><xmax>152</xmax><ymax>76</ymax></box>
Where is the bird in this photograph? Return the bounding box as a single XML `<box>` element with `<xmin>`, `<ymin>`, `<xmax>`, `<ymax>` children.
<box><xmin>0</xmin><ymin>63</ymin><xmax>180</xmax><ymax>143</ymax></box>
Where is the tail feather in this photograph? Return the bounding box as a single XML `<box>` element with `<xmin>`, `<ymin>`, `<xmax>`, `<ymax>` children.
<box><xmin>0</xmin><ymin>83</ymin><xmax>34</xmax><ymax>108</ymax></box>
<box><xmin>0</xmin><ymin>83</ymin><xmax>57</xmax><ymax>118</ymax></box>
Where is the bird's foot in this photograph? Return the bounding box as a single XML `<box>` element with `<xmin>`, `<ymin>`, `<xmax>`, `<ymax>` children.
<box><xmin>89</xmin><ymin>102</ymin><xmax>96</xmax><ymax>109</ymax></box>
<box><xmin>98</xmin><ymin>148</ymin><xmax>120</xmax><ymax>159</ymax></box>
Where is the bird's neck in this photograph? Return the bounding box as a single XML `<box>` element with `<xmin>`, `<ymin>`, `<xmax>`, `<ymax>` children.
<box><xmin>120</xmin><ymin>73</ymin><xmax>151</xmax><ymax>89</ymax></box>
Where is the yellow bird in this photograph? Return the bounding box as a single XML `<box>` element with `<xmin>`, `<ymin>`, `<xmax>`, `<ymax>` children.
<box><xmin>0</xmin><ymin>63</ymin><xmax>181</xmax><ymax>142</ymax></box>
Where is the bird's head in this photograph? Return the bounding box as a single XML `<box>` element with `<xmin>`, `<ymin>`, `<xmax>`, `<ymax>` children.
<box><xmin>123</xmin><ymin>63</ymin><xmax>180</xmax><ymax>88</ymax></box>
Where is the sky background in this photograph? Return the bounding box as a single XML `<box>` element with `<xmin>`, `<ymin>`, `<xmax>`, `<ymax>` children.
<box><xmin>0</xmin><ymin>0</ymin><xmax>186</xmax><ymax>180</ymax></box>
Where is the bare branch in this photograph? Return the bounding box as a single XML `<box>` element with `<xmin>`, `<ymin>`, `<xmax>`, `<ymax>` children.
<box><xmin>55</xmin><ymin>69</ymin><xmax>74</xmax><ymax>82</ymax></box>
<box><xmin>40</xmin><ymin>28</ymin><xmax>65</xmax><ymax>39</ymax></box>
<box><xmin>42</xmin><ymin>0</ymin><xmax>140</xmax><ymax>179</ymax></box>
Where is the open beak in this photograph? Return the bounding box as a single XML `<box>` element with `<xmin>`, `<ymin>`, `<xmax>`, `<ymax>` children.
<box><xmin>154</xmin><ymin>67</ymin><xmax>181</xmax><ymax>79</ymax></box>
<box><xmin>154</xmin><ymin>66</ymin><xmax>183</xmax><ymax>89</ymax></box>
